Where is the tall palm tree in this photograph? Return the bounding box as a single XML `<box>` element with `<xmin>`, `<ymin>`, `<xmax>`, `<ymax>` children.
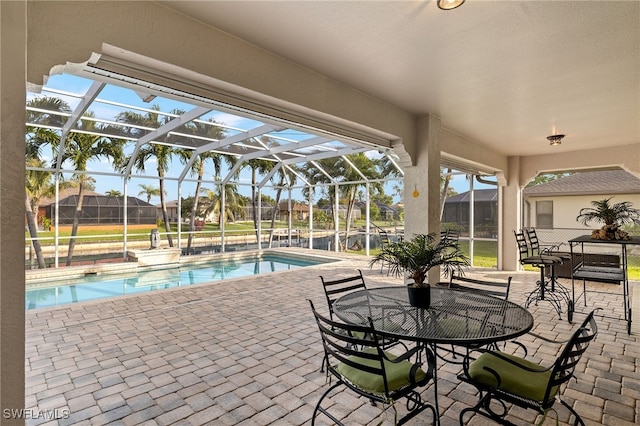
<box><xmin>244</xmin><ymin>156</ymin><xmax>276</xmax><ymax>244</ymax></box>
<box><xmin>341</xmin><ymin>153</ymin><xmax>382</xmax><ymax>244</ymax></box>
<box><xmin>266</xmin><ymin>164</ymin><xmax>298</xmax><ymax>248</ymax></box>
<box><xmin>302</xmin><ymin>154</ymin><xmax>381</xmax><ymax>247</ymax></box>
<box><xmin>26</xmin><ymin>97</ymin><xmax>72</xmax><ymax>268</ymax></box>
<box><xmin>178</xmin><ymin>118</ymin><xmax>233</xmax><ymax>255</ymax></box>
<box><xmin>117</xmin><ymin>106</ymin><xmax>184</xmax><ymax>247</ymax></box>
<box><xmin>138</xmin><ymin>184</ymin><xmax>161</xmax><ymax>203</ymax></box>
<box><xmin>25</xmin><ymin>159</ymin><xmax>53</xmax><ymax>268</ymax></box>
<box><xmin>58</xmin><ymin>113</ymin><xmax>127</xmax><ymax>265</ymax></box>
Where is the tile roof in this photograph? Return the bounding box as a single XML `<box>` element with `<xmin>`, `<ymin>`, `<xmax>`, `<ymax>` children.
<box><xmin>445</xmin><ymin>188</ymin><xmax>498</xmax><ymax>203</ymax></box>
<box><xmin>523</xmin><ymin>170</ymin><xmax>640</xmax><ymax>196</ymax></box>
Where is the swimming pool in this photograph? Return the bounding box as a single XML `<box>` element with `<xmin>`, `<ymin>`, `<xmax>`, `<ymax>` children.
<box><xmin>26</xmin><ymin>252</ymin><xmax>336</xmax><ymax>310</ymax></box>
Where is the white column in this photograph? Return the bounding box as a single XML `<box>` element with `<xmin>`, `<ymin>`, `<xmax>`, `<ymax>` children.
<box><xmin>0</xmin><ymin>0</ymin><xmax>26</xmax><ymax>414</ymax></box>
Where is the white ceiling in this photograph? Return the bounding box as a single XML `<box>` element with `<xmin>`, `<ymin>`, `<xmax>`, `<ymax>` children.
<box><xmin>160</xmin><ymin>0</ymin><xmax>639</xmax><ymax>158</ymax></box>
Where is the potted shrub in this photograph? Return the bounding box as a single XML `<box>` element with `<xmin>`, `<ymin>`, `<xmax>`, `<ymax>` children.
<box><xmin>369</xmin><ymin>232</ymin><xmax>469</xmax><ymax>308</ymax></box>
<box><xmin>576</xmin><ymin>197</ymin><xmax>640</xmax><ymax>240</ymax></box>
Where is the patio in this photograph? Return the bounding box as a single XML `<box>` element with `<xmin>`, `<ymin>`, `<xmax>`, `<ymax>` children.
<box><xmin>25</xmin><ymin>250</ymin><xmax>639</xmax><ymax>425</ymax></box>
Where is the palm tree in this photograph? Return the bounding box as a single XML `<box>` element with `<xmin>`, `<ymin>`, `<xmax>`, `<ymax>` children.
<box><xmin>200</xmin><ymin>183</ymin><xmax>245</xmax><ymax>227</ymax></box>
<box><xmin>266</xmin><ymin>164</ymin><xmax>298</xmax><ymax>248</ymax></box>
<box><xmin>117</xmin><ymin>106</ymin><xmax>184</xmax><ymax>247</ymax></box>
<box><xmin>58</xmin><ymin>113</ymin><xmax>127</xmax><ymax>265</ymax></box>
<box><xmin>105</xmin><ymin>189</ymin><xmax>123</xmax><ymax>197</ymax></box>
<box><xmin>26</xmin><ymin>97</ymin><xmax>73</xmax><ymax>268</ymax></box>
<box><xmin>302</xmin><ymin>154</ymin><xmax>381</xmax><ymax>249</ymax></box>
<box><xmin>179</xmin><ymin>118</ymin><xmax>232</xmax><ymax>255</ymax></box>
<box><xmin>244</xmin><ymin>156</ymin><xmax>276</xmax><ymax>245</ymax></box>
<box><xmin>138</xmin><ymin>184</ymin><xmax>161</xmax><ymax>203</ymax></box>
<box><xmin>341</xmin><ymin>153</ymin><xmax>382</xmax><ymax>246</ymax></box>
<box><xmin>25</xmin><ymin>158</ymin><xmax>54</xmax><ymax>268</ymax></box>
<box><xmin>576</xmin><ymin>197</ymin><xmax>640</xmax><ymax>240</ymax></box>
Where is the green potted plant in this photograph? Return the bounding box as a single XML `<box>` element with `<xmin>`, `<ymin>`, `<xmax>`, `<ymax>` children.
<box><xmin>576</xmin><ymin>197</ymin><xmax>640</xmax><ymax>240</ymax></box>
<box><xmin>369</xmin><ymin>232</ymin><xmax>469</xmax><ymax>308</ymax></box>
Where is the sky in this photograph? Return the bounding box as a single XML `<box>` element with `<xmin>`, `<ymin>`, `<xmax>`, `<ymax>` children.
<box><xmin>28</xmin><ymin>73</ymin><xmax>488</xmax><ymax>207</ymax></box>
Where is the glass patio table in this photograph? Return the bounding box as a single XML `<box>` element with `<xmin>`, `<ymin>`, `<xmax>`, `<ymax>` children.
<box><xmin>333</xmin><ymin>286</ymin><xmax>534</xmax><ymax>424</ymax></box>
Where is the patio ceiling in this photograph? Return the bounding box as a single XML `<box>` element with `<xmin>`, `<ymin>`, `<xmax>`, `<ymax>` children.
<box><xmin>159</xmin><ymin>0</ymin><xmax>640</xmax><ymax>158</ymax></box>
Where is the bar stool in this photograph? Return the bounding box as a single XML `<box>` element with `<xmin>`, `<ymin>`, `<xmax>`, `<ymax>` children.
<box><xmin>514</xmin><ymin>230</ymin><xmax>568</xmax><ymax>319</ymax></box>
<box><xmin>525</xmin><ymin>229</ymin><xmax>572</xmax><ymax>293</ymax></box>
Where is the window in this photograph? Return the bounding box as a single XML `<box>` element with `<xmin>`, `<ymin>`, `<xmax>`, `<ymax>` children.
<box><xmin>536</xmin><ymin>201</ymin><xmax>553</xmax><ymax>229</ymax></box>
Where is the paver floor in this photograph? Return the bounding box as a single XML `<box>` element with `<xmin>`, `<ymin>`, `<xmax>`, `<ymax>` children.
<box><xmin>25</xmin><ymin>249</ymin><xmax>640</xmax><ymax>425</ymax></box>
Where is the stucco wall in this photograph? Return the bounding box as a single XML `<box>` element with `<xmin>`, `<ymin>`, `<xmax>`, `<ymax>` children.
<box><xmin>525</xmin><ymin>194</ymin><xmax>640</xmax><ymax>230</ymax></box>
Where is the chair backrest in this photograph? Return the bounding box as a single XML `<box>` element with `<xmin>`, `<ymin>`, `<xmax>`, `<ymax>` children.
<box><xmin>448</xmin><ymin>273</ymin><xmax>511</xmax><ymax>300</ymax></box>
<box><xmin>441</xmin><ymin>229</ymin><xmax>461</xmax><ymax>245</ymax></box>
<box><xmin>308</xmin><ymin>299</ymin><xmax>391</xmax><ymax>393</ymax></box>
<box><xmin>524</xmin><ymin>228</ymin><xmax>544</xmax><ymax>256</ymax></box>
<box><xmin>545</xmin><ymin>310</ymin><xmax>599</xmax><ymax>403</ymax></box>
<box><xmin>514</xmin><ymin>230</ymin><xmax>531</xmax><ymax>261</ymax></box>
<box><xmin>379</xmin><ymin>229</ymin><xmax>391</xmax><ymax>247</ymax></box>
<box><xmin>319</xmin><ymin>270</ymin><xmax>367</xmax><ymax>318</ymax></box>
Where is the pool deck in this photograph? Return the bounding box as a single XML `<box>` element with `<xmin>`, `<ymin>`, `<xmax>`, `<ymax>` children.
<box><xmin>26</xmin><ymin>249</ymin><xmax>640</xmax><ymax>425</ymax></box>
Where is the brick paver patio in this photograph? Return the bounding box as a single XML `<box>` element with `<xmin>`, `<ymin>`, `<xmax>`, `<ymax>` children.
<box><xmin>25</xmin><ymin>249</ymin><xmax>640</xmax><ymax>425</ymax></box>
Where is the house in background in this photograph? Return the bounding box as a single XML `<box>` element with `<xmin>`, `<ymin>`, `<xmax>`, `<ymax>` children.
<box><xmin>277</xmin><ymin>201</ymin><xmax>310</xmax><ymax>221</ymax></box>
<box><xmin>442</xmin><ymin>188</ymin><xmax>498</xmax><ymax>237</ymax></box>
<box><xmin>522</xmin><ymin>169</ymin><xmax>640</xmax><ymax>230</ymax></box>
<box><xmin>41</xmin><ymin>190</ymin><xmax>156</xmax><ymax>226</ymax></box>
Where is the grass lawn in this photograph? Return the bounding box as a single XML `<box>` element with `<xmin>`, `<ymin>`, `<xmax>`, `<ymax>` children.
<box><xmin>27</xmin><ymin>225</ymin><xmax>640</xmax><ymax>280</ymax></box>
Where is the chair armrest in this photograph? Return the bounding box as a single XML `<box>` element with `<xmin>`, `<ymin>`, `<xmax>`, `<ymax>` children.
<box><xmin>525</xmin><ymin>331</ymin><xmax>571</xmax><ymax>345</ymax></box>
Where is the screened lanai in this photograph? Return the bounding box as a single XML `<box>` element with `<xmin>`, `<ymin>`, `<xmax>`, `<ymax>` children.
<box><xmin>26</xmin><ymin>71</ymin><xmax>500</xmax><ymax>269</ymax></box>
<box><xmin>26</xmin><ymin>71</ymin><xmax>406</xmax><ymax>266</ymax></box>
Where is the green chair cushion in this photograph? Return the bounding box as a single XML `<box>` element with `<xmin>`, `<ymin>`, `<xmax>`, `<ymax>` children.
<box><xmin>336</xmin><ymin>348</ymin><xmax>426</xmax><ymax>393</ymax></box>
<box><xmin>468</xmin><ymin>351</ymin><xmax>558</xmax><ymax>402</ymax></box>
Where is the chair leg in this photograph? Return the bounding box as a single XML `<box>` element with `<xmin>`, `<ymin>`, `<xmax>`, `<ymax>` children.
<box><xmin>312</xmin><ymin>382</ymin><xmax>344</xmax><ymax>426</ymax></box>
<box><xmin>558</xmin><ymin>398</ymin><xmax>586</xmax><ymax>426</ymax></box>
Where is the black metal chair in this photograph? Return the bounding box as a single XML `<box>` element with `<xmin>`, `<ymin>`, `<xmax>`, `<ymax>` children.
<box><xmin>525</xmin><ymin>227</ymin><xmax>573</xmax><ymax>301</ymax></box>
<box><xmin>447</xmin><ymin>273</ymin><xmax>511</xmax><ymax>300</ymax></box>
<box><xmin>514</xmin><ymin>229</ymin><xmax>569</xmax><ymax>319</ymax></box>
<box><xmin>319</xmin><ymin>270</ymin><xmax>406</xmax><ymax>372</ymax></box>
<box><xmin>377</xmin><ymin>228</ymin><xmax>393</xmax><ymax>275</ymax></box>
<box><xmin>439</xmin><ymin>273</ymin><xmax>513</xmax><ymax>359</ymax></box>
<box><xmin>440</xmin><ymin>228</ymin><xmax>460</xmax><ymax>245</ymax></box>
<box><xmin>309</xmin><ymin>300</ymin><xmax>437</xmax><ymax>426</ymax></box>
<box><xmin>459</xmin><ymin>310</ymin><xmax>599</xmax><ymax>426</ymax></box>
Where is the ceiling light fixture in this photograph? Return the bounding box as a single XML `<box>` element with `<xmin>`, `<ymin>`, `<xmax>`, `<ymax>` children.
<box><xmin>547</xmin><ymin>134</ymin><xmax>565</xmax><ymax>146</ymax></box>
<box><xmin>437</xmin><ymin>0</ymin><xmax>466</xmax><ymax>10</ymax></box>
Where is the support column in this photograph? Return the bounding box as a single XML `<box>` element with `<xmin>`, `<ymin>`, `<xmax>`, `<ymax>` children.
<box><xmin>404</xmin><ymin>115</ymin><xmax>441</xmax><ymax>283</ymax></box>
<box><xmin>502</xmin><ymin>156</ymin><xmax>522</xmax><ymax>271</ymax></box>
<box><xmin>1</xmin><ymin>0</ymin><xmax>27</xmax><ymax>420</ymax></box>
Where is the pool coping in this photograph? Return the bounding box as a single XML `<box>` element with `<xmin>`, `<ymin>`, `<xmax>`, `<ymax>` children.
<box><xmin>25</xmin><ymin>247</ymin><xmax>346</xmax><ymax>288</ymax></box>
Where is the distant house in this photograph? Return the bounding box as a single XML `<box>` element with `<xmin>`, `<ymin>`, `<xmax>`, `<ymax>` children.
<box><xmin>320</xmin><ymin>204</ymin><xmax>362</xmax><ymax>220</ymax></box>
<box><xmin>522</xmin><ymin>169</ymin><xmax>640</xmax><ymax>229</ymax></box>
<box><xmin>42</xmin><ymin>192</ymin><xmax>156</xmax><ymax>225</ymax></box>
<box><xmin>277</xmin><ymin>201</ymin><xmax>310</xmax><ymax>221</ymax></box>
<box><xmin>442</xmin><ymin>188</ymin><xmax>498</xmax><ymax>237</ymax></box>
<box><xmin>157</xmin><ymin>200</ymin><xmax>180</xmax><ymax>223</ymax></box>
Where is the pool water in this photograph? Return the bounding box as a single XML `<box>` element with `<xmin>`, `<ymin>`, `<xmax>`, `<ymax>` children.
<box><xmin>26</xmin><ymin>253</ymin><xmax>333</xmax><ymax>310</ymax></box>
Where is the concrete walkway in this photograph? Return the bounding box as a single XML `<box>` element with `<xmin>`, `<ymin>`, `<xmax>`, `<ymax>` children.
<box><xmin>25</xmin><ymin>250</ymin><xmax>640</xmax><ymax>425</ymax></box>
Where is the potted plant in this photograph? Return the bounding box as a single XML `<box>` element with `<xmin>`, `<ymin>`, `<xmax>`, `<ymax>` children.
<box><xmin>576</xmin><ymin>197</ymin><xmax>640</xmax><ymax>241</ymax></box>
<box><xmin>369</xmin><ymin>232</ymin><xmax>469</xmax><ymax>308</ymax></box>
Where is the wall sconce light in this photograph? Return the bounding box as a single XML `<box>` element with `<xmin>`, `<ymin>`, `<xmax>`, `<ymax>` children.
<box><xmin>437</xmin><ymin>0</ymin><xmax>466</xmax><ymax>10</ymax></box>
<box><xmin>547</xmin><ymin>134</ymin><xmax>565</xmax><ymax>146</ymax></box>
<box><xmin>412</xmin><ymin>184</ymin><xmax>420</xmax><ymax>198</ymax></box>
